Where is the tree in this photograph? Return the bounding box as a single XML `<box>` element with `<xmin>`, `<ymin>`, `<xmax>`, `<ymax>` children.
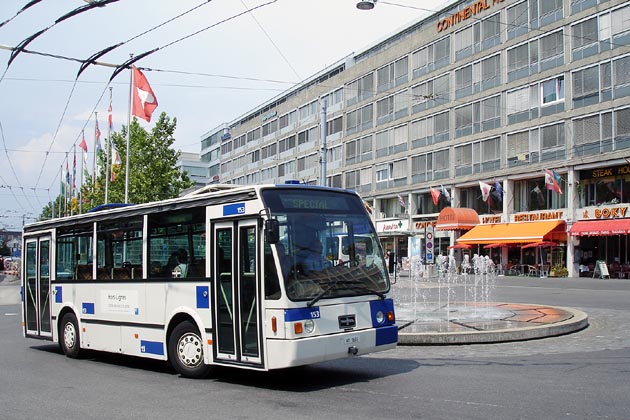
<box><xmin>39</xmin><ymin>113</ymin><xmax>193</xmax><ymax>220</ymax></box>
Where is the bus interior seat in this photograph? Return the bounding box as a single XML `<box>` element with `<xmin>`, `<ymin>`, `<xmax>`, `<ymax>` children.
<box><xmin>97</xmin><ymin>267</ymin><xmax>112</xmax><ymax>279</ymax></box>
<box><xmin>75</xmin><ymin>264</ymin><xmax>93</xmax><ymax>280</ymax></box>
<box><xmin>112</xmin><ymin>267</ymin><xmax>131</xmax><ymax>280</ymax></box>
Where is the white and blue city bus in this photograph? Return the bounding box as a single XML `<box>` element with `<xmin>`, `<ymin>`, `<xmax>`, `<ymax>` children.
<box><xmin>22</xmin><ymin>184</ymin><xmax>397</xmax><ymax>378</ymax></box>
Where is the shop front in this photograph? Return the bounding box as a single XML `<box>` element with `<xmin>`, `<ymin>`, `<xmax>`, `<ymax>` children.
<box><xmin>376</xmin><ymin>218</ymin><xmax>410</xmax><ymax>270</ymax></box>
<box><xmin>456</xmin><ymin>212</ymin><xmax>567</xmax><ymax>275</ymax></box>
<box><xmin>569</xmin><ymin>205</ymin><xmax>630</xmax><ymax>278</ymax></box>
<box><xmin>436</xmin><ymin>207</ymin><xmax>479</xmax><ymax>268</ymax></box>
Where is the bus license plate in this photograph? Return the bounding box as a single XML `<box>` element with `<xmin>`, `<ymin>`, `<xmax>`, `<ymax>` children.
<box><xmin>343</xmin><ymin>336</ymin><xmax>360</xmax><ymax>344</ymax></box>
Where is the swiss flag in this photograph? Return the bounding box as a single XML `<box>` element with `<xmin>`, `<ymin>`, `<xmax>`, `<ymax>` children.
<box><xmin>132</xmin><ymin>66</ymin><xmax>158</xmax><ymax>122</ymax></box>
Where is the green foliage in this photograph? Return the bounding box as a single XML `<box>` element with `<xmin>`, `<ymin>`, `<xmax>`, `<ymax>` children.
<box><xmin>39</xmin><ymin>113</ymin><xmax>194</xmax><ymax>220</ymax></box>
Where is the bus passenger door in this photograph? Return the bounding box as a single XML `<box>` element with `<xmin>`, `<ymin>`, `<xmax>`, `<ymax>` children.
<box><xmin>212</xmin><ymin>220</ymin><xmax>262</xmax><ymax>366</ymax></box>
<box><xmin>24</xmin><ymin>236</ymin><xmax>52</xmax><ymax>338</ymax></box>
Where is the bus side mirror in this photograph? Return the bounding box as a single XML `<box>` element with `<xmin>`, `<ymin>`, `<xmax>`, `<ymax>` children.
<box><xmin>265</xmin><ymin>219</ymin><xmax>280</xmax><ymax>244</ymax></box>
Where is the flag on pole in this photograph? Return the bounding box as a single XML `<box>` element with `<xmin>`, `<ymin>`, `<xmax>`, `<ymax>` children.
<box><xmin>544</xmin><ymin>169</ymin><xmax>562</xmax><ymax>194</ymax></box>
<box><xmin>65</xmin><ymin>158</ymin><xmax>71</xmax><ymax>186</ymax></box>
<box><xmin>79</xmin><ymin>130</ymin><xmax>88</xmax><ymax>152</ymax></box>
<box><xmin>440</xmin><ymin>185</ymin><xmax>451</xmax><ymax>203</ymax></box>
<box><xmin>108</xmin><ymin>96</ymin><xmax>114</xmax><ymax>130</ymax></box>
<box><xmin>479</xmin><ymin>181</ymin><xmax>492</xmax><ymax>202</ymax></box>
<box><xmin>532</xmin><ymin>183</ymin><xmax>545</xmax><ymax>206</ymax></box>
<box><xmin>111</xmin><ymin>147</ymin><xmax>121</xmax><ymax>182</ymax></box>
<box><xmin>397</xmin><ymin>194</ymin><xmax>406</xmax><ymax>209</ymax></box>
<box><xmin>72</xmin><ymin>148</ymin><xmax>77</xmax><ymax>192</ymax></box>
<box><xmin>430</xmin><ymin>187</ymin><xmax>441</xmax><ymax>206</ymax></box>
<box><xmin>494</xmin><ymin>179</ymin><xmax>503</xmax><ymax>202</ymax></box>
<box><xmin>95</xmin><ymin>118</ymin><xmax>102</xmax><ymax>154</ymax></box>
<box><xmin>132</xmin><ymin>66</ymin><xmax>158</xmax><ymax>122</ymax></box>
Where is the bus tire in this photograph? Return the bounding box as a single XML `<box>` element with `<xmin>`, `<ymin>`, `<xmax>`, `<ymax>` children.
<box><xmin>168</xmin><ymin>321</ymin><xmax>211</xmax><ymax>379</ymax></box>
<box><xmin>59</xmin><ymin>313</ymin><xmax>82</xmax><ymax>359</ymax></box>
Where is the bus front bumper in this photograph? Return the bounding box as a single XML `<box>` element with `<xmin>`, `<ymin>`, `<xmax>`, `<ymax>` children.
<box><xmin>265</xmin><ymin>325</ymin><xmax>397</xmax><ymax>370</ymax></box>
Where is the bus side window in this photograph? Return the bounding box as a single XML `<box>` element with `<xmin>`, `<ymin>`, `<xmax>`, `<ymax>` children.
<box><xmin>264</xmin><ymin>243</ymin><xmax>281</xmax><ymax>300</ymax></box>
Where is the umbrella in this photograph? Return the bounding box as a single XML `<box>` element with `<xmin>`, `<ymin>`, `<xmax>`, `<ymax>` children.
<box><xmin>483</xmin><ymin>243</ymin><xmax>508</xmax><ymax>249</ymax></box>
<box><xmin>521</xmin><ymin>241</ymin><xmax>558</xmax><ymax>249</ymax></box>
<box><xmin>448</xmin><ymin>243</ymin><xmax>472</xmax><ymax>250</ymax></box>
<box><xmin>521</xmin><ymin>241</ymin><xmax>559</xmax><ymax>274</ymax></box>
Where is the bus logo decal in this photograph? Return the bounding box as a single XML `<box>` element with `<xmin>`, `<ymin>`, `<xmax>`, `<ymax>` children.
<box><xmin>196</xmin><ymin>286</ymin><xmax>210</xmax><ymax>309</ymax></box>
<box><xmin>82</xmin><ymin>302</ymin><xmax>95</xmax><ymax>314</ymax></box>
<box><xmin>223</xmin><ymin>203</ymin><xmax>246</xmax><ymax>216</ymax></box>
<box><xmin>55</xmin><ymin>286</ymin><xmax>63</xmax><ymax>303</ymax></box>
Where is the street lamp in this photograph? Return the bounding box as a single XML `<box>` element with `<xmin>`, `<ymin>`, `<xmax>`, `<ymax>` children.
<box><xmin>356</xmin><ymin>0</ymin><xmax>376</xmax><ymax>10</ymax></box>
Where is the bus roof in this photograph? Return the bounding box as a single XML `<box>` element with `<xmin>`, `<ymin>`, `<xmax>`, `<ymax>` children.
<box><xmin>23</xmin><ymin>184</ymin><xmax>361</xmax><ymax>233</ymax></box>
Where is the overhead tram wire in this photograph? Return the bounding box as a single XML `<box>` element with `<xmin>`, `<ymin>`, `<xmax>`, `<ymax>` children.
<box><xmin>31</xmin><ymin>0</ymin><xmax>216</xmax><ymax>190</ymax></box>
<box><xmin>0</xmin><ymin>0</ymin><xmax>45</xmax><ymax>29</ymax></box>
<box><xmin>108</xmin><ymin>0</ymin><xmax>279</xmax><ymax>82</ymax></box>
<box><xmin>77</xmin><ymin>0</ymin><xmax>213</xmax><ymax>78</ymax></box>
<box><xmin>239</xmin><ymin>0</ymin><xmax>301</xmax><ymax>81</ymax></box>
<box><xmin>0</xmin><ymin>0</ymin><xmax>122</xmax><ymax>84</ymax></box>
<box><xmin>44</xmin><ymin>2</ymin><xmax>279</xmax><ymax>191</ymax></box>
<box><xmin>0</xmin><ymin>120</ymin><xmax>37</xmax><ymax>211</ymax></box>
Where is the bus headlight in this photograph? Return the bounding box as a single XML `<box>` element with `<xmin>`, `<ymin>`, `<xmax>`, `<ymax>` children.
<box><xmin>304</xmin><ymin>319</ymin><xmax>315</xmax><ymax>333</ymax></box>
<box><xmin>375</xmin><ymin>310</ymin><xmax>385</xmax><ymax>325</ymax></box>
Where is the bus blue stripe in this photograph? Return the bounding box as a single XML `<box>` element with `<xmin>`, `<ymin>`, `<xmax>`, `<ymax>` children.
<box><xmin>284</xmin><ymin>307</ymin><xmax>320</xmax><ymax>322</ymax></box>
<box><xmin>55</xmin><ymin>286</ymin><xmax>62</xmax><ymax>303</ymax></box>
<box><xmin>369</xmin><ymin>299</ymin><xmax>395</xmax><ymax>326</ymax></box>
<box><xmin>140</xmin><ymin>340</ymin><xmax>164</xmax><ymax>355</ymax></box>
<box><xmin>375</xmin><ymin>325</ymin><xmax>398</xmax><ymax>346</ymax></box>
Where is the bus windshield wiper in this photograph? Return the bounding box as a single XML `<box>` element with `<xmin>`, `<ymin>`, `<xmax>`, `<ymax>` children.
<box><xmin>307</xmin><ymin>279</ymin><xmax>340</xmax><ymax>307</ymax></box>
<box><xmin>307</xmin><ymin>279</ymin><xmax>384</xmax><ymax>307</ymax></box>
<box><xmin>343</xmin><ymin>282</ymin><xmax>386</xmax><ymax>299</ymax></box>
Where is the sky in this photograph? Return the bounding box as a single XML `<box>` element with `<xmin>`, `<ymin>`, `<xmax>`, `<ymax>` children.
<box><xmin>0</xmin><ymin>0</ymin><xmax>432</xmax><ymax>230</ymax></box>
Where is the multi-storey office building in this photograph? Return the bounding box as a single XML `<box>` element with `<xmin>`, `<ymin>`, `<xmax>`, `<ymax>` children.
<box><xmin>202</xmin><ymin>0</ymin><xmax>630</xmax><ymax>278</ymax></box>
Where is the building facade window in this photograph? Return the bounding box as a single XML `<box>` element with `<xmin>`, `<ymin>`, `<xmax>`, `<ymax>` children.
<box><xmin>411</xmin><ymin>73</ymin><xmax>449</xmax><ymax>113</ymax></box>
<box><xmin>345</xmin><ymin>135</ymin><xmax>373</xmax><ymax>165</ymax></box>
<box><xmin>411</xmin><ymin>148</ymin><xmax>449</xmax><ymax>183</ymax></box>
<box><xmin>410</xmin><ymin>111</ymin><xmax>449</xmax><ymax>148</ymax></box>
<box><xmin>377</xmin><ymin>56</ymin><xmax>409</xmax><ymax>93</ymax></box>
<box><xmin>411</xmin><ymin>36</ymin><xmax>450</xmax><ymax>79</ymax></box>
<box><xmin>346</xmin><ymin>103</ymin><xmax>373</xmax><ymax>135</ymax></box>
<box><xmin>345</xmin><ymin>73</ymin><xmax>374</xmax><ymax>106</ymax></box>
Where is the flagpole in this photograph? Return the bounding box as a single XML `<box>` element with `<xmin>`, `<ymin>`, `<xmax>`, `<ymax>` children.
<box><xmin>80</xmin><ymin>134</ymin><xmax>84</xmax><ymax>214</ymax></box>
<box><xmin>92</xmin><ymin>112</ymin><xmax>98</xmax><ymax>180</ymax></box>
<box><xmin>105</xmin><ymin>87</ymin><xmax>112</xmax><ymax>204</ymax></box>
<box><xmin>124</xmin><ymin>55</ymin><xmax>133</xmax><ymax>204</ymax></box>
<box><xmin>64</xmin><ymin>152</ymin><xmax>69</xmax><ymax>217</ymax></box>
<box><xmin>71</xmin><ymin>145</ymin><xmax>76</xmax><ymax>216</ymax></box>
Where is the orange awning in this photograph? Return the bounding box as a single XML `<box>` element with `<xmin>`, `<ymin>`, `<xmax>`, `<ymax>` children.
<box><xmin>569</xmin><ymin>219</ymin><xmax>630</xmax><ymax>236</ymax></box>
<box><xmin>436</xmin><ymin>207</ymin><xmax>479</xmax><ymax>231</ymax></box>
<box><xmin>457</xmin><ymin>220</ymin><xmax>566</xmax><ymax>244</ymax></box>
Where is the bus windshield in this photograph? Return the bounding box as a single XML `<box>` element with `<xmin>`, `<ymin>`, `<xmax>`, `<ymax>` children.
<box><xmin>261</xmin><ymin>188</ymin><xmax>389</xmax><ymax>303</ymax></box>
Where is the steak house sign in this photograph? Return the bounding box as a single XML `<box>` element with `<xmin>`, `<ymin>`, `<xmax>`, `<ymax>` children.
<box><xmin>437</xmin><ymin>0</ymin><xmax>505</xmax><ymax>33</ymax></box>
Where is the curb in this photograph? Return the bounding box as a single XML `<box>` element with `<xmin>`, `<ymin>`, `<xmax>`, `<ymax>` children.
<box><xmin>397</xmin><ymin>306</ymin><xmax>589</xmax><ymax>345</ymax></box>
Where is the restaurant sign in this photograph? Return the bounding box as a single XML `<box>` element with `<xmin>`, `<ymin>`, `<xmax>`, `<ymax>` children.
<box><xmin>512</xmin><ymin>211</ymin><xmax>564</xmax><ymax>222</ymax></box>
<box><xmin>376</xmin><ymin>219</ymin><xmax>409</xmax><ymax>233</ymax></box>
<box><xmin>437</xmin><ymin>0</ymin><xmax>505</xmax><ymax>33</ymax></box>
<box><xmin>581</xmin><ymin>206</ymin><xmax>628</xmax><ymax>219</ymax></box>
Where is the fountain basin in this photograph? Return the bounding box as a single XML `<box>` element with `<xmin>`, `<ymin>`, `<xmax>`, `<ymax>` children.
<box><xmin>396</xmin><ymin>302</ymin><xmax>589</xmax><ymax>345</ymax></box>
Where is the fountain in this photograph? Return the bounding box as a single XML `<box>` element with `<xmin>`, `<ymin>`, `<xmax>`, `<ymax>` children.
<box><xmin>392</xmin><ymin>253</ymin><xmax>588</xmax><ymax>344</ymax></box>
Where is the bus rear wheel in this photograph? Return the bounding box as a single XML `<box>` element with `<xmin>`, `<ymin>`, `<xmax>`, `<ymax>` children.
<box><xmin>168</xmin><ymin>321</ymin><xmax>212</xmax><ymax>379</ymax></box>
<box><xmin>59</xmin><ymin>313</ymin><xmax>82</xmax><ymax>358</ymax></box>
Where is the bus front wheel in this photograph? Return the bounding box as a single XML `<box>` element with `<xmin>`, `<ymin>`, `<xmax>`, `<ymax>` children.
<box><xmin>59</xmin><ymin>313</ymin><xmax>82</xmax><ymax>358</ymax></box>
<box><xmin>168</xmin><ymin>321</ymin><xmax>212</xmax><ymax>379</ymax></box>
